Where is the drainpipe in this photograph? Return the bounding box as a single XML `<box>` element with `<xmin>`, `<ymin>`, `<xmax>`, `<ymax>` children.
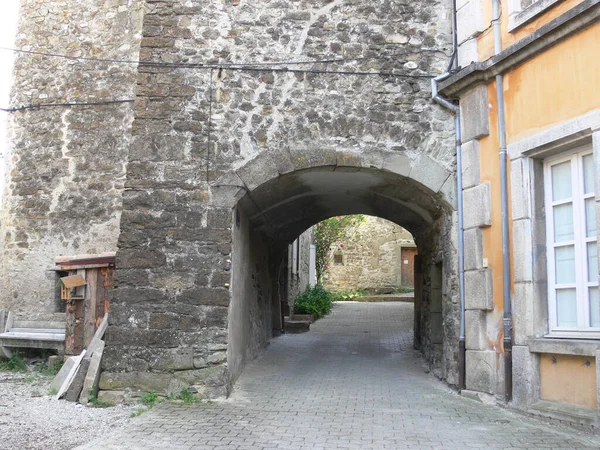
<box><xmin>492</xmin><ymin>0</ymin><xmax>513</xmax><ymax>403</ymax></box>
<box><xmin>431</xmin><ymin>75</ymin><xmax>466</xmax><ymax>391</ymax></box>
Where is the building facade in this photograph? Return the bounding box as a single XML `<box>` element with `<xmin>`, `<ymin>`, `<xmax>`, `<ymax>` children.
<box><xmin>323</xmin><ymin>216</ymin><xmax>417</xmax><ymax>292</ymax></box>
<box><xmin>442</xmin><ymin>0</ymin><xmax>600</xmax><ymax>425</ymax></box>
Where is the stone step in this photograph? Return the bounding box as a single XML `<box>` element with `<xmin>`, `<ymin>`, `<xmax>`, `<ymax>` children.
<box><xmin>284</xmin><ymin>318</ymin><xmax>311</xmax><ymax>334</ymax></box>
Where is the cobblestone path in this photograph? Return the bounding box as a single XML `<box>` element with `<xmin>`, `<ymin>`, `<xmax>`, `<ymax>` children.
<box><xmin>78</xmin><ymin>302</ymin><xmax>600</xmax><ymax>449</ymax></box>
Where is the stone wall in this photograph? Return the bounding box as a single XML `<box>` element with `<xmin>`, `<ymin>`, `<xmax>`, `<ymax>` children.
<box><xmin>5</xmin><ymin>0</ymin><xmax>460</xmax><ymax>398</ymax></box>
<box><xmin>324</xmin><ymin>216</ymin><xmax>415</xmax><ymax>292</ymax></box>
<box><xmin>0</xmin><ymin>0</ymin><xmax>144</xmax><ymax>320</ymax></box>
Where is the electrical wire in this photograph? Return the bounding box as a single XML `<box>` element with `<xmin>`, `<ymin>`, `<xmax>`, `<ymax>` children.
<box><xmin>458</xmin><ymin>5</ymin><xmax>502</xmax><ymax>47</ymax></box>
<box><xmin>0</xmin><ymin>99</ymin><xmax>134</xmax><ymax>112</ymax></box>
<box><xmin>0</xmin><ymin>46</ymin><xmax>423</xmax><ymax>72</ymax></box>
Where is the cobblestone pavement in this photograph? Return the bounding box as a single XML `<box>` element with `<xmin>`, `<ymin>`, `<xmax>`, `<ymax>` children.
<box><xmin>78</xmin><ymin>302</ymin><xmax>600</xmax><ymax>449</ymax></box>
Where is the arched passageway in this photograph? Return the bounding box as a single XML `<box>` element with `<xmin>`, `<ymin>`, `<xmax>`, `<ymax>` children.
<box><xmin>226</xmin><ymin>158</ymin><xmax>459</xmax><ymax>389</ymax></box>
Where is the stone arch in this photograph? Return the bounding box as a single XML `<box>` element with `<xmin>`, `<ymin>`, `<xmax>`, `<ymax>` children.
<box><xmin>220</xmin><ymin>153</ymin><xmax>459</xmax><ymax>388</ymax></box>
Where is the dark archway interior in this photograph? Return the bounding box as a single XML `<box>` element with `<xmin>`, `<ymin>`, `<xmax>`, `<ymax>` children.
<box><xmin>236</xmin><ymin>166</ymin><xmax>449</xmax><ymax>246</ymax></box>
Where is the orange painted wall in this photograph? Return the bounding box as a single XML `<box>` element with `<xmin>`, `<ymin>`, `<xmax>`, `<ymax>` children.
<box><xmin>540</xmin><ymin>354</ymin><xmax>598</xmax><ymax>409</ymax></box>
<box><xmin>478</xmin><ymin>0</ymin><xmax>586</xmax><ymax>61</ymax></box>
<box><xmin>503</xmin><ymin>23</ymin><xmax>600</xmax><ymax>143</ymax></box>
<box><xmin>476</xmin><ymin>22</ymin><xmax>600</xmax><ymax>355</ymax></box>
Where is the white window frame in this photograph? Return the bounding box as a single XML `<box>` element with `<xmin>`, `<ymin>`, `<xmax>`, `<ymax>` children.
<box><xmin>544</xmin><ymin>145</ymin><xmax>600</xmax><ymax>337</ymax></box>
<box><xmin>508</xmin><ymin>0</ymin><xmax>566</xmax><ymax>32</ymax></box>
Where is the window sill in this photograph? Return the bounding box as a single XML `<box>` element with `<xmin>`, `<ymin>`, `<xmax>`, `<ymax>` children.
<box><xmin>528</xmin><ymin>337</ymin><xmax>600</xmax><ymax>356</ymax></box>
<box><xmin>508</xmin><ymin>0</ymin><xmax>566</xmax><ymax>32</ymax></box>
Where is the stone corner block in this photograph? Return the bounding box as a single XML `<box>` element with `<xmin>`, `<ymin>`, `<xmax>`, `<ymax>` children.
<box><xmin>465</xmin><ymin>349</ymin><xmax>496</xmax><ymax>395</ymax></box>
<box><xmin>464</xmin><ymin>227</ymin><xmax>483</xmax><ymax>270</ymax></box>
<box><xmin>465</xmin><ymin>268</ymin><xmax>493</xmax><ymax>310</ymax></box>
<box><xmin>465</xmin><ymin>309</ymin><xmax>487</xmax><ymax>350</ymax></box>
<box><xmin>512</xmin><ymin>345</ymin><xmax>539</xmax><ymax>409</ymax></box>
<box><xmin>460</xmin><ymin>85</ymin><xmax>490</xmax><ymax>143</ymax></box>
<box><xmin>456</xmin><ymin>0</ymin><xmax>485</xmax><ymax>43</ymax></box>
<box><xmin>461</xmin><ymin>139</ymin><xmax>481</xmax><ymax>190</ymax></box>
<box><xmin>410</xmin><ymin>154</ymin><xmax>451</xmax><ymax>194</ymax></box>
<box><xmin>236</xmin><ymin>153</ymin><xmax>279</xmax><ymax>192</ymax></box>
<box><xmin>458</xmin><ymin>38</ymin><xmax>479</xmax><ymax>68</ymax></box>
<box><xmin>463</xmin><ymin>182</ymin><xmax>492</xmax><ymax>229</ymax></box>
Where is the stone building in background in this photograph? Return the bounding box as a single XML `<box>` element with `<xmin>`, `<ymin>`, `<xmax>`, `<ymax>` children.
<box><xmin>324</xmin><ymin>216</ymin><xmax>416</xmax><ymax>292</ymax></box>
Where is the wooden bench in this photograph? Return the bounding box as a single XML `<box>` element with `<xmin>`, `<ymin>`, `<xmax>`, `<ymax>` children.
<box><xmin>0</xmin><ymin>312</ymin><xmax>65</xmax><ymax>358</ymax></box>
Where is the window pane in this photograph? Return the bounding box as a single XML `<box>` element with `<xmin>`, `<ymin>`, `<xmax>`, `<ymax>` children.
<box><xmin>556</xmin><ymin>288</ymin><xmax>577</xmax><ymax>327</ymax></box>
<box><xmin>553</xmin><ymin>203</ymin><xmax>574</xmax><ymax>242</ymax></box>
<box><xmin>588</xmin><ymin>242</ymin><xmax>598</xmax><ymax>283</ymax></box>
<box><xmin>585</xmin><ymin>198</ymin><xmax>596</xmax><ymax>238</ymax></box>
<box><xmin>551</xmin><ymin>160</ymin><xmax>572</xmax><ymax>201</ymax></box>
<box><xmin>591</xmin><ymin>288</ymin><xmax>600</xmax><ymax>327</ymax></box>
<box><xmin>583</xmin><ymin>154</ymin><xmax>594</xmax><ymax>194</ymax></box>
<box><xmin>555</xmin><ymin>245</ymin><xmax>576</xmax><ymax>284</ymax></box>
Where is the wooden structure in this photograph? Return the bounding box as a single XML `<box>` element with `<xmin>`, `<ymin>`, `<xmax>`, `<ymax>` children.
<box><xmin>55</xmin><ymin>253</ymin><xmax>114</xmax><ymax>356</ymax></box>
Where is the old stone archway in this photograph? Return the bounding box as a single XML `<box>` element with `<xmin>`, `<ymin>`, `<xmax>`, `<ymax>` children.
<box><xmin>225</xmin><ymin>152</ymin><xmax>459</xmax><ymax>388</ymax></box>
<box><xmin>0</xmin><ymin>0</ymin><xmax>458</xmax><ymax>399</ymax></box>
<box><xmin>99</xmin><ymin>0</ymin><xmax>458</xmax><ymax>398</ymax></box>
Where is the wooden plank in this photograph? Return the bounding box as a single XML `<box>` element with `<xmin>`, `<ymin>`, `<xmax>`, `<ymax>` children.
<box><xmin>86</xmin><ymin>314</ymin><xmax>108</xmax><ymax>357</ymax></box>
<box><xmin>0</xmin><ymin>310</ymin><xmax>5</xmax><ymax>333</ymax></box>
<box><xmin>60</xmin><ymin>275</ymin><xmax>87</xmax><ymax>289</ymax></box>
<box><xmin>56</xmin><ymin>349</ymin><xmax>86</xmax><ymax>399</ymax></box>
<box><xmin>73</xmin><ymin>297</ymin><xmax>85</xmax><ymax>355</ymax></box>
<box><xmin>50</xmin><ymin>356</ymin><xmax>76</xmax><ymax>392</ymax></box>
<box><xmin>65</xmin><ymin>357</ymin><xmax>91</xmax><ymax>402</ymax></box>
<box><xmin>84</xmin><ymin>268</ymin><xmax>98</xmax><ymax>348</ymax></box>
<box><xmin>65</xmin><ymin>300</ymin><xmax>76</xmax><ymax>355</ymax></box>
<box><xmin>78</xmin><ymin>340</ymin><xmax>105</xmax><ymax>404</ymax></box>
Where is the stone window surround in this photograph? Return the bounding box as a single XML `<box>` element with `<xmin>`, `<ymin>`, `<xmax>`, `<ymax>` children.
<box><xmin>508</xmin><ymin>0</ymin><xmax>567</xmax><ymax>32</ymax></box>
<box><xmin>508</xmin><ymin>109</ymin><xmax>600</xmax><ymax>347</ymax></box>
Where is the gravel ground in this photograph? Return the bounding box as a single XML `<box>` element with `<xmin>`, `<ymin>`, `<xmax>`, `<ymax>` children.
<box><xmin>0</xmin><ymin>359</ymin><xmax>138</xmax><ymax>450</ymax></box>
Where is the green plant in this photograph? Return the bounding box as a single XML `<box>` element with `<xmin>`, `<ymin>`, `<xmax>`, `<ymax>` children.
<box><xmin>314</xmin><ymin>215</ymin><xmax>365</xmax><ymax>283</ymax></box>
<box><xmin>331</xmin><ymin>289</ymin><xmax>367</xmax><ymax>302</ymax></box>
<box><xmin>38</xmin><ymin>359</ymin><xmax>64</xmax><ymax>376</ymax></box>
<box><xmin>294</xmin><ymin>285</ymin><xmax>333</xmax><ymax>319</ymax></box>
<box><xmin>87</xmin><ymin>388</ymin><xmax>113</xmax><ymax>408</ymax></box>
<box><xmin>0</xmin><ymin>353</ymin><xmax>27</xmax><ymax>372</ymax></box>
<box><xmin>177</xmin><ymin>387</ymin><xmax>199</xmax><ymax>405</ymax></box>
<box><xmin>130</xmin><ymin>408</ymin><xmax>145</xmax><ymax>417</ymax></box>
<box><xmin>141</xmin><ymin>391</ymin><xmax>159</xmax><ymax>408</ymax></box>
<box><xmin>48</xmin><ymin>387</ymin><xmax>58</xmax><ymax>396</ymax></box>
<box><xmin>87</xmin><ymin>396</ymin><xmax>113</xmax><ymax>408</ymax></box>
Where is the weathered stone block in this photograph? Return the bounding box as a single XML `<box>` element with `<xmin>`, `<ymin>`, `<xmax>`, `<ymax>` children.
<box><xmin>464</xmin><ymin>227</ymin><xmax>483</xmax><ymax>270</ymax></box>
<box><xmin>410</xmin><ymin>154</ymin><xmax>451</xmax><ymax>193</ymax></box>
<box><xmin>513</xmin><ymin>219</ymin><xmax>533</xmax><ymax>283</ymax></box>
<box><xmin>460</xmin><ymin>85</ymin><xmax>490</xmax><ymax>142</ymax></box>
<box><xmin>456</xmin><ymin>0</ymin><xmax>484</xmax><ymax>47</ymax></box>
<box><xmin>463</xmin><ymin>182</ymin><xmax>492</xmax><ymax>229</ymax></box>
<box><xmin>465</xmin><ymin>310</ymin><xmax>487</xmax><ymax>350</ymax></box>
<box><xmin>97</xmin><ymin>390</ymin><xmax>125</xmax><ymax>405</ymax></box>
<box><xmin>149</xmin><ymin>348</ymin><xmax>194</xmax><ymax>371</ymax></box>
<box><xmin>510</xmin><ymin>157</ymin><xmax>531</xmax><ymax>220</ymax></box>
<box><xmin>100</xmin><ymin>371</ymin><xmax>171</xmax><ymax>393</ymax></box>
<box><xmin>512</xmin><ymin>345</ymin><xmax>539</xmax><ymax>409</ymax></box>
<box><xmin>461</xmin><ymin>140</ymin><xmax>480</xmax><ymax>189</ymax></box>
<box><xmin>465</xmin><ymin>269</ymin><xmax>493</xmax><ymax>310</ymax></box>
<box><xmin>177</xmin><ymin>288</ymin><xmax>230</xmax><ymax>307</ymax></box>
<box><xmin>458</xmin><ymin>38</ymin><xmax>479</xmax><ymax>67</ymax></box>
<box><xmin>465</xmin><ymin>350</ymin><xmax>496</xmax><ymax>394</ymax></box>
